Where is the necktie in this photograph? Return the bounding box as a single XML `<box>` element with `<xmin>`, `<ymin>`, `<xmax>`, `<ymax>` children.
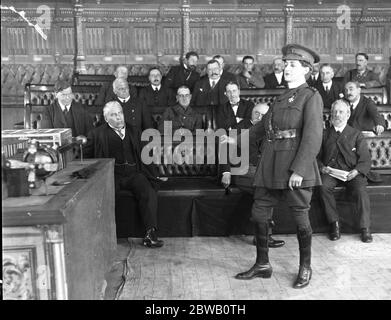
<box><xmin>350</xmin><ymin>103</ymin><xmax>354</xmax><ymax>113</ymax></box>
<box><xmin>63</xmin><ymin>107</ymin><xmax>69</xmax><ymax>116</ymax></box>
<box><xmin>325</xmin><ymin>85</ymin><xmax>330</xmax><ymax>94</ymax></box>
<box><xmin>116</xmin><ymin>128</ymin><xmax>124</xmax><ymax>139</ymax></box>
<box><xmin>211</xmin><ymin>81</ymin><xmax>216</xmax><ymax>89</ymax></box>
<box><xmin>154</xmin><ymin>87</ymin><xmax>159</xmax><ymax>93</ymax></box>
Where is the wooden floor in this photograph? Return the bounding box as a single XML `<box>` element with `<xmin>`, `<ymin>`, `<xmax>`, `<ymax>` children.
<box><xmin>106</xmin><ymin>234</ymin><xmax>391</xmax><ymax>300</ymax></box>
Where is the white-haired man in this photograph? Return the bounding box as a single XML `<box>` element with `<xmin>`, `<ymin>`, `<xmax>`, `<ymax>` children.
<box><xmin>84</xmin><ymin>101</ymin><xmax>163</xmax><ymax>248</ymax></box>
<box><xmin>317</xmin><ymin>99</ymin><xmax>373</xmax><ymax>243</ymax></box>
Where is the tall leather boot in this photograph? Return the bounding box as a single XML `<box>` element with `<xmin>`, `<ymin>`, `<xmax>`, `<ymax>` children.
<box><xmin>268</xmin><ymin>219</ymin><xmax>285</xmax><ymax>248</ymax></box>
<box><xmin>235</xmin><ymin>222</ymin><xmax>273</xmax><ymax>280</ymax></box>
<box><xmin>293</xmin><ymin>228</ymin><xmax>312</xmax><ymax>289</ymax></box>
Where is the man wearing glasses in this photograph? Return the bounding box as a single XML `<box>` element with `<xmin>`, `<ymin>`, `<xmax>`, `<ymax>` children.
<box><xmin>41</xmin><ymin>80</ymin><xmax>94</xmax><ymax>138</ymax></box>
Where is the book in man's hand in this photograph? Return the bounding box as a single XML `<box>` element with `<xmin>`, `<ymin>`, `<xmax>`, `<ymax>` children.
<box><xmin>326</xmin><ymin>166</ymin><xmax>350</xmax><ymax>182</ymax></box>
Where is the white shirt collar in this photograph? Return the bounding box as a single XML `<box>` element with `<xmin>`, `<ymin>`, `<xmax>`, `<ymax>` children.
<box><xmin>118</xmin><ymin>96</ymin><xmax>130</xmax><ymax>103</ymax></box>
<box><xmin>209</xmin><ymin>77</ymin><xmax>220</xmax><ymax>87</ymax></box>
<box><xmin>58</xmin><ymin>101</ymin><xmax>71</xmax><ymax>112</ymax></box>
<box><xmin>275</xmin><ymin>72</ymin><xmax>283</xmax><ymax>83</ymax></box>
<box><xmin>333</xmin><ymin>123</ymin><xmax>347</xmax><ymax>133</ymax></box>
<box><xmin>350</xmin><ymin>97</ymin><xmax>360</xmax><ymax>110</ymax></box>
<box><xmin>152</xmin><ymin>84</ymin><xmax>161</xmax><ymax>91</ymax></box>
<box><xmin>108</xmin><ymin>123</ymin><xmax>126</xmax><ymax>139</ymax></box>
<box><xmin>323</xmin><ymin>80</ymin><xmax>332</xmax><ymax>90</ymax></box>
<box><xmin>312</xmin><ymin>73</ymin><xmax>319</xmax><ymax>80</ymax></box>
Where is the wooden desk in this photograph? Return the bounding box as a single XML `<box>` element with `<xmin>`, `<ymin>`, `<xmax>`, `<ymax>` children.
<box><xmin>2</xmin><ymin>159</ymin><xmax>116</xmax><ymax>300</ymax></box>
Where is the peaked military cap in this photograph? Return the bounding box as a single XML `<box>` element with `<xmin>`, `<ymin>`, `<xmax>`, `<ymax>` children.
<box><xmin>282</xmin><ymin>44</ymin><xmax>320</xmax><ymax>66</ymax></box>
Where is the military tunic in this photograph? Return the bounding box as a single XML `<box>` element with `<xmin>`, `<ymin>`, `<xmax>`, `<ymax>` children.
<box><xmin>249</xmin><ymin>83</ymin><xmax>324</xmax><ymax>190</ymax></box>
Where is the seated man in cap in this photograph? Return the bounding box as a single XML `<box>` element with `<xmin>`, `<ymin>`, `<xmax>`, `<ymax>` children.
<box><xmin>158</xmin><ymin>86</ymin><xmax>203</xmax><ymax>134</ymax></box>
<box><xmin>41</xmin><ymin>80</ymin><xmax>94</xmax><ymax>139</ymax></box>
<box><xmin>221</xmin><ymin>103</ymin><xmax>285</xmax><ymax>248</ymax></box>
<box><xmin>343</xmin><ymin>53</ymin><xmax>382</xmax><ymax>88</ymax></box>
<box><xmin>84</xmin><ymin>101</ymin><xmax>163</xmax><ymax>248</ymax></box>
<box><xmin>317</xmin><ymin>99</ymin><xmax>373</xmax><ymax>243</ymax></box>
<box><xmin>222</xmin><ymin>44</ymin><xmax>323</xmax><ymax>289</ymax></box>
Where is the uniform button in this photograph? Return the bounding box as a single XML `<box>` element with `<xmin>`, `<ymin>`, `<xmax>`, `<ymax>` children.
<box><xmin>183</xmin><ymin>116</ymin><xmax>186</xmax><ymax>119</ymax></box>
<box><xmin>132</xmin><ymin>110</ymin><xmax>134</xmax><ymax>113</ymax></box>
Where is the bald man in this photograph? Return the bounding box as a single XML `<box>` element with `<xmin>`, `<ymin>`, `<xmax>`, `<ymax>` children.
<box><xmin>221</xmin><ymin>103</ymin><xmax>285</xmax><ymax>248</ymax></box>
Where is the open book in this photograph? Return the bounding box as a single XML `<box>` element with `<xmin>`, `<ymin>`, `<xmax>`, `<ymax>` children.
<box><xmin>326</xmin><ymin>166</ymin><xmax>349</xmax><ymax>182</ymax></box>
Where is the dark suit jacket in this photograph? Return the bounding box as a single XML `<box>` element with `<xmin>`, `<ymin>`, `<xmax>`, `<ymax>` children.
<box><xmin>191</xmin><ymin>76</ymin><xmax>230</xmax><ymax>109</ymax></box>
<box><xmin>348</xmin><ymin>96</ymin><xmax>386</xmax><ymax>131</ymax></box>
<box><xmin>307</xmin><ymin>74</ymin><xmax>322</xmax><ymax>87</ymax></box>
<box><xmin>343</xmin><ymin>69</ymin><xmax>381</xmax><ymax>88</ymax></box>
<box><xmin>138</xmin><ymin>84</ymin><xmax>176</xmax><ymax>110</ymax></box>
<box><xmin>41</xmin><ymin>100</ymin><xmax>94</xmax><ymax>137</ymax></box>
<box><xmin>164</xmin><ymin>64</ymin><xmax>200</xmax><ymax>93</ymax></box>
<box><xmin>315</xmin><ymin>80</ymin><xmax>344</xmax><ymax>109</ymax></box>
<box><xmin>96</xmin><ymin>81</ymin><xmax>138</xmax><ymax>106</ymax></box>
<box><xmin>84</xmin><ymin>122</ymin><xmax>158</xmax><ymax>185</ymax></box>
<box><xmin>215</xmin><ymin>99</ymin><xmax>254</xmax><ymax>131</ymax></box>
<box><xmin>264</xmin><ymin>72</ymin><xmax>287</xmax><ymax>89</ymax></box>
<box><xmin>317</xmin><ymin>125</ymin><xmax>371</xmax><ymax>175</ymax></box>
<box><xmin>116</xmin><ymin>97</ymin><xmax>153</xmax><ymax>134</ymax></box>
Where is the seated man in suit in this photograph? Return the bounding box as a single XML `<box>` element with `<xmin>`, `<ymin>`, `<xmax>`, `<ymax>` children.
<box><xmin>41</xmin><ymin>80</ymin><xmax>94</xmax><ymax>138</ymax></box>
<box><xmin>191</xmin><ymin>59</ymin><xmax>231</xmax><ymax>128</ymax></box>
<box><xmin>212</xmin><ymin>54</ymin><xmax>237</xmax><ymax>83</ymax></box>
<box><xmin>317</xmin><ymin>99</ymin><xmax>373</xmax><ymax>243</ymax></box>
<box><xmin>165</xmin><ymin>51</ymin><xmax>200</xmax><ymax>93</ymax></box>
<box><xmin>158</xmin><ymin>85</ymin><xmax>203</xmax><ymax>134</ymax></box>
<box><xmin>221</xmin><ymin>103</ymin><xmax>285</xmax><ymax>248</ymax></box>
<box><xmin>344</xmin><ymin>81</ymin><xmax>385</xmax><ymax>135</ymax></box>
<box><xmin>343</xmin><ymin>53</ymin><xmax>382</xmax><ymax>88</ymax></box>
<box><xmin>112</xmin><ymin>78</ymin><xmax>153</xmax><ymax>134</ymax></box>
<box><xmin>236</xmin><ymin>55</ymin><xmax>265</xmax><ymax>89</ymax></box>
<box><xmin>264</xmin><ymin>57</ymin><xmax>287</xmax><ymax>89</ymax></box>
<box><xmin>139</xmin><ymin>67</ymin><xmax>176</xmax><ymax>127</ymax></box>
<box><xmin>315</xmin><ymin>64</ymin><xmax>344</xmax><ymax>110</ymax></box>
<box><xmin>215</xmin><ymin>82</ymin><xmax>254</xmax><ymax>131</ymax></box>
<box><xmin>96</xmin><ymin>65</ymin><xmax>138</xmax><ymax>106</ymax></box>
<box><xmin>84</xmin><ymin>101</ymin><xmax>163</xmax><ymax>248</ymax></box>
<box><xmin>306</xmin><ymin>62</ymin><xmax>322</xmax><ymax>87</ymax></box>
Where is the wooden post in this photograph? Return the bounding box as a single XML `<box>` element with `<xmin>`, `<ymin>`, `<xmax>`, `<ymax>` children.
<box><xmin>180</xmin><ymin>0</ymin><xmax>191</xmax><ymax>59</ymax></box>
<box><xmin>284</xmin><ymin>0</ymin><xmax>294</xmax><ymax>45</ymax></box>
<box><xmin>73</xmin><ymin>0</ymin><xmax>86</xmax><ymax>74</ymax></box>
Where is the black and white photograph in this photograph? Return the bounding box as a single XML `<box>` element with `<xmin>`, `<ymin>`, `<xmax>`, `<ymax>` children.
<box><xmin>1</xmin><ymin>0</ymin><xmax>391</xmax><ymax>304</ymax></box>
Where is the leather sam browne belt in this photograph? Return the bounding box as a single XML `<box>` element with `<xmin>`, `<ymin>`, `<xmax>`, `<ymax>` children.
<box><xmin>273</xmin><ymin>129</ymin><xmax>297</xmax><ymax>139</ymax></box>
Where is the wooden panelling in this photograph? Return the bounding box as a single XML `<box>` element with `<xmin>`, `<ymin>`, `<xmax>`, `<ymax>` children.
<box><xmin>163</xmin><ymin>27</ymin><xmax>181</xmax><ymax>55</ymax></box>
<box><xmin>110</xmin><ymin>28</ymin><xmax>127</xmax><ymax>55</ymax></box>
<box><xmin>235</xmin><ymin>28</ymin><xmax>255</xmax><ymax>54</ymax></box>
<box><xmin>313</xmin><ymin>27</ymin><xmax>331</xmax><ymax>54</ymax></box>
<box><xmin>60</xmin><ymin>27</ymin><xmax>74</xmax><ymax>55</ymax></box>
<box><xmin>212</xmin><ymin>28</ymin><xmax>231</xmax><ymax>54</ymax></box>
<box><xmin>336</xmin><ymin>27</ymin><xmax>357</xmax><ymax>54</ymax></box>
<box><xmin>190</xmin><ymin>27</ymin><xmax>204</xmax><ymax>54</ymax></box>
<box><xmin>134</xmin><ymin>27</ymin><xmax>153</xmax><ymax>54</ymax></box>
<box><xmin>365</xmin><ymin>26</ymin><xmax>385</xmax><ymax>54</ymax></box>
<box><xmin>85</xmin><ymin>27</ymin><xmax>105</xmax><ymax>55</ymax></box>
<box><xmin>264</xmin><ymin>27</ymin><xmax>284</xmax><ymax>55</ymax></box>
<box><xmin>7</xmin><ymin>27</ymin><xmax>27</xmax><ymax>55</ymax></box>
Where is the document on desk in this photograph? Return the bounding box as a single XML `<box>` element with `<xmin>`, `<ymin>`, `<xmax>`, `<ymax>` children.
<box><xmin>326</xmin><ymin>166</ymin><xmax>349</xmax><ymax>182</ymax></box>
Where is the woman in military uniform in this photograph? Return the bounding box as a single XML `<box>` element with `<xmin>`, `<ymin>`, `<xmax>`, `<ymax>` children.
<box><xmin>222</xmin><ymin>44</ymin><xmax>324</xmax><ymax>288</ymax></box>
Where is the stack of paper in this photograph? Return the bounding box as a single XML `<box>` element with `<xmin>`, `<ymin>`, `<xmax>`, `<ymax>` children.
<box><xmin>326</xmin><ymin>166</ymin><xmax>349</xmax><ymax>181</ymax></box>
